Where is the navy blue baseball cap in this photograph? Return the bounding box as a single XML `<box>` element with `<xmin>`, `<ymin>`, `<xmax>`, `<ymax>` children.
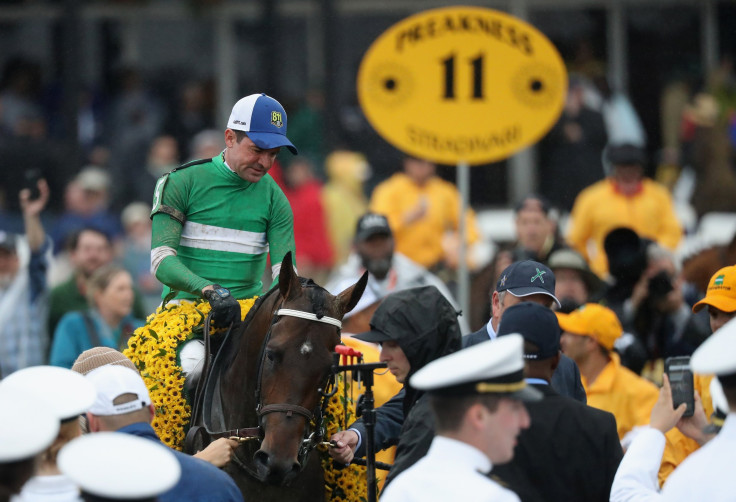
<box><xmin>227</xmin><ymin>93</ymin><xmax>298</xmax><ymax>154</ymax></box>
<box><xmin>497</xmin><ymin>302</ymin><xmax>561</xmax><ymax>360</ymax></box>
<box><xmin>496</xmin><ymin>260</ymin><xmax>560</xmax><ymax>308</ymax></box>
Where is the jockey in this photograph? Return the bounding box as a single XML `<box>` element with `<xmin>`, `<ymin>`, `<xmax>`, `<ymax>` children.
<box><xmin>149</xmin><ymin>94</ymin><xmax>298</xmax><ymax>326</ymax></box>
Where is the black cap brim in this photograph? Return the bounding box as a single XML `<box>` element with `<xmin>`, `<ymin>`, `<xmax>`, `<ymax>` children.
<box><xmin>352</xmin><ymin>329</ymin><xmax>392</xmax><ymax>344</ymax></box>
<box><xmin>355</xmin><ymin>229</ymin><xmax>391</xmax><ymax>242</ymax></box>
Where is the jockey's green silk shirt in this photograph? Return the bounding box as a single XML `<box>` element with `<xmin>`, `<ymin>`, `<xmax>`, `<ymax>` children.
<box><xmin>150</xmin><ymin>154</ymin><xmax>295</xmax><ymax>301</ymax></box>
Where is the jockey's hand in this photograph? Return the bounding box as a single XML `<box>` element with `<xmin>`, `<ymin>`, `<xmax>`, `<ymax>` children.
<box><xmin>203</xmin><ymin>285</ymin><xmax>241</xmax><ymax>327</ymax></box>
<box><xmin>328</xmin><ymin>429</ymin><xmax>359</xmax><ymax>465</ymax></box>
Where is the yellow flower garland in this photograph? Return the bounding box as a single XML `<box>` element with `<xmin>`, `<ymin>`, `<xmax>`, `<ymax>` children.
<box><xmin>124</xmin><ymin>298</ymin><xmax>369</xmax><ymax>501</ymax></box>
<box><xmin>318</xmin><ymin>375</ymin><xmax>369</xmax><ymax>502</ymax></box>
<box><xmin>123</xmin><ymin>298</ymin><xmax>256</xmax><ymax>451</ymax></box>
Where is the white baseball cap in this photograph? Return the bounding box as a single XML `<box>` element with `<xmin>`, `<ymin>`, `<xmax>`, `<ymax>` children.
<box><xmin>0</xmin><ymin>387</ymin><xmax>60</xmax><ymax>462</ymax></box>
<box><xmin>0</xmin><ymin>365</ymin><xmax>96</xmax><ymax>421</ymax></box>
<box><xmin>86</xmin><ymin>365</ymin><xmax>151</xmax><ymax>416</ymax></box>
<box><xmin>59</xmin><ymin>432</ymin><xmax>181</xmax><ymax>499</ymax></box>
<box><xmin>227</xmin><ymin>93</ymin><xmax>298</xmax><ymax>154</ymax></box>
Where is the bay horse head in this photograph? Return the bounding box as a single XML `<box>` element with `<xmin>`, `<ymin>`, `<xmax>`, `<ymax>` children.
<box><xmin>223</xmin><ymin>252</ymin><xmax>366</xmax><ymax>486</ymax></box>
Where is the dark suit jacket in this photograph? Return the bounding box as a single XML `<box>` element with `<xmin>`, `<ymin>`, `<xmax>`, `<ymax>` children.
<box><xmin>491</xmin><ymin>384</ymin><xmax>623</xmax><ymax>502</ymax></box>
<box><xmin>462</xmin><ymin>328</ymin><xmax>587</xmax><ymax>403</ymax></box>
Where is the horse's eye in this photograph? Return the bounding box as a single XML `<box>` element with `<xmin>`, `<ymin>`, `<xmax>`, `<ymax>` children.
<box><xmin>265</xmin><ymin>349</ymin><xmax>279</xmax><ymax>363</ymax></box>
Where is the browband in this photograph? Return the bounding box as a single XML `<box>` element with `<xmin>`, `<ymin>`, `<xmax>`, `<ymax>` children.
<box><xmin>275</xmin><ymin>309</ymin><xmax>342</xmax><ymax>329</ymax></box>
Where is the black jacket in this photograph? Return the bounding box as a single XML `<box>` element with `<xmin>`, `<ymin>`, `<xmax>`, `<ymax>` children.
<box><xmin>491</xmin><ymin>384</ymin><xmax>622</xmax><ymax>502</ymax></box>
<box><xmin>463</xmin><ymin>328</ymin><xmax>587</xmax><ymax>403</ymax></box>
<box><xmin>350</xmin><ymin>285</ymin><xmax>462</xmax><ymax>487</ymax></box>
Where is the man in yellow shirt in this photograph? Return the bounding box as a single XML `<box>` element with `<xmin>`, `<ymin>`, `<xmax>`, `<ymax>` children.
<box><xmin>566</xmin><ymin>144</ymin><xmax>682</xmax><ymax>278</ymax></box>
<box><xmin>658</xmin><ymin>265</ymin><xmax>736</xmax><ymax>483</ymax></box>
<box><xmin>558</xmin><ymin>303</ymin><xmax>659</xmax><ymax>443</ymax></box>
<box><xmin>369</xmin><ymin>155</ymin><xmax>480</xmax><ymax>272</ymax></box>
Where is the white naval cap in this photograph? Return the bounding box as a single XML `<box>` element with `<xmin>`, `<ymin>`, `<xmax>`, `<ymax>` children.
<box><xmin>1</xmin><ymin>365</ymin><xmax>96</xmax><ymax>421</ymax></box>
<box><xmin>410</xmin><ymin>334</ymin><xmax>542</xmax><ymax>401</ymax></box>
<box><xmin>691</xmin><ymin>316</ymin><xmax>736</xmax><ymax>376</ymax></box>
<box><xmin>58</xmin><ymin>432</ymin><xmax>181</xmax><ymax>500</ymax></box>
<box><xmin>86</xmin><ymin>365</ymin><xmax>151</xmax><ymax>416</ymax></box>
<box><xmin>711</xmin><ymin>377</ymin><xmax>728</xmax><ymax>417</ymax></box>
<box><xmin>0</xmin><ymin>387</ymin><xmax>60</xmax><ymax>462</ymax></box>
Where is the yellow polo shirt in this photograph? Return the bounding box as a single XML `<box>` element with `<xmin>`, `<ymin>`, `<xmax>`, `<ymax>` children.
<box><xmin>567</xmin><ymin>178</ymin><xmax>682</xmax><ymax>277</ymax></box>
<box><xmin>582</xmin><ymin>352</ymin><xmax>660</xmax><ymax>441</ymax></box>
<box><xmin>369</xmin><ymin>173</ymin><xmax>480</xmax><ymax>269</ymax></box>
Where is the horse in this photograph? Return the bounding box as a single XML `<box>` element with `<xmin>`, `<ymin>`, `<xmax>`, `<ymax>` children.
<box><xmin>185</xmin><ymin>252</ymin><xmax>367</xmax><ymax>502</ymax></box>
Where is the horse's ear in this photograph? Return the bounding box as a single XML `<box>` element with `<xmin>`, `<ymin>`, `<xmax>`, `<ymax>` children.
<box><xmin>278</xmin><ymin>251</ymin><xmax>301</xmax><ymax>300</ymax></box>
<box><xmin>336</xmin><ymin>271</ymin><xmax>368</xmax><ymax>316</ymax></box>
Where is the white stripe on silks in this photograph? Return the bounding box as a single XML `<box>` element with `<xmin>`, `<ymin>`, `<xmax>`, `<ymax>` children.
<box><xmin>271</xmin><ymin>262</ymin><xmax>298</xmax><ymax>280</ymax></box>
<box><xmin>151</xmin><ymin>246</ymin><xmax>177</xmax><ymax>274</ymax></box>
<box><xmin>180</xmin><ymin>221</ymin><xmax>269</xmax><ymax>254</ymax></box>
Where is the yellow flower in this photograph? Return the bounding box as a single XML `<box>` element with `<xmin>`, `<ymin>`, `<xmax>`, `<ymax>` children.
<box><xmin>124</xmin><ymin>298</ymin><xmax>256</xmax><ymax>450</ymax></box>
<box><xmin>319</xmin><ymin>374</ymin><xmax>368</xmax><ymax>502</ymax></box>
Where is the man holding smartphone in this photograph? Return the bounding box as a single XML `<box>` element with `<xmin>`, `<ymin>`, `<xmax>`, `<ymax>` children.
<box><xmin>658</xmin><ymin>265</ymin><xmax>736</xmax><ymax>482</ymax></box>
<box><xmin>610</xmin><ymin>315</ymin><xmax>736</xmax><ymax>501</ymax></box>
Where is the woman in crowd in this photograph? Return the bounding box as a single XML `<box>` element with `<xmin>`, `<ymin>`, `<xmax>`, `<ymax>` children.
<box><xmin>50</xmin><ymin>264</ymin><xmax>144</xmax><ymax>368</ymax></box>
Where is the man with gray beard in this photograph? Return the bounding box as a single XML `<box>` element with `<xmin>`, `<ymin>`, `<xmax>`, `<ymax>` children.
<box><xmin>0</xmin><ymin>178</ymin><xmax>51</xmax><ymax>377</ymax></box>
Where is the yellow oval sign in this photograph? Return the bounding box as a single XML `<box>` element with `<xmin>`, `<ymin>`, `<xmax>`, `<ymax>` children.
<box><xmin>357</xmin><ymin>6</ymin><xmax>567</xmax><ymax>165</ymax></box>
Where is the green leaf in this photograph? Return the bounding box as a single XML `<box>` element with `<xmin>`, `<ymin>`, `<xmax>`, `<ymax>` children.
<box><xmin>148</xmin><ymin>328</ymin><xmax>158</xmax><ymax>341</ymax></box>
<box><xmin>156</xmin><ymin>348</ymin><xmax>167</xmax><ymax>358</ymax></box>
<box><xmin>162</xmin><ymin>289</ymin><xmax>178</xmax><ymax>306</ymax></box>
<box><xmin>150</xmin><ymin>384</ymin><xmax>159</xmax><ymax>392</ymax></box>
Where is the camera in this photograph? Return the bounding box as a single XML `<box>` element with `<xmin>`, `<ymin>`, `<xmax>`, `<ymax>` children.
<box><xmin>604</xmin><ymin>228</ymin><xmax>648</xmax><ymax>287</ymax></box>
<box><xmin>647</xmin><ymin>270</ymin><xmax>674</xmax><ymax>302</ymax></box>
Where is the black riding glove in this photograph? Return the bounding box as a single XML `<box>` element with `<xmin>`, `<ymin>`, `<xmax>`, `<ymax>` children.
<box><xmin>203</xmin><ymin>285</ymin><xmax>241</xmax><ymax>327</ymax></box>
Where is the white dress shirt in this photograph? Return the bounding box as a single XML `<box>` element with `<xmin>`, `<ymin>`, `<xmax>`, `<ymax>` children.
<box><xmin>13</xmin><ymin>475</ymin><xmax>82</xmax><ymax>502</ymax></box>
<box><xmin>611</xmin><ymin>413</ymin><xmax>736</xmax><ymax>502</ymax></box>
<box><xmin>660</xmin><ymin>413</ymin><xmax>736</xmax><ymax>501</ymax></box>
<box><xmin>381</xmin><ymin>436</ymin><xmax>520</xmax><ymax>502</ymax></box>
<box><xmin>609</xmin><ymin>426</ymin><xmax>665</xmax><ymax>502</ymax></box>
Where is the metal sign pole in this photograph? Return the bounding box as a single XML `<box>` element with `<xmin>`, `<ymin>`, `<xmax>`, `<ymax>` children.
<box><xmin>457</xmin><ymin>161</ymin><xmax>470</xmax><ymax>326</ymax></box>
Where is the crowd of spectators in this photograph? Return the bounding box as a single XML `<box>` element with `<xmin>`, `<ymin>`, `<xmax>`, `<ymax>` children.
<box><xmin>1</xmin><ymin>48</ymin><xmax>736</xmax><ymax>364</ymax></box>
<box><xmin>2</xmin><ymin>49</ymin><xmax>736</xmax><ymax>499</ymax></box>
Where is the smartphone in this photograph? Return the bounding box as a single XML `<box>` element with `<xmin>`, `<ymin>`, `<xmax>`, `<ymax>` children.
<box><xmin>665</xmin><ymin>356</ymin><xmax>694</xmax><ymax>417</ymax></box>
<box><xmin>23</xmin><ymin>168</ymin><xmax>43</xmax><ymax>200</ymax></box>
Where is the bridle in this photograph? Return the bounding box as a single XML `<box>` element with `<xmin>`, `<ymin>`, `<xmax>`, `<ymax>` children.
<box><xmin>185</xmin><ymin>298</ymin><xmax>344</xmax><ymax>477</ymax></box>
<box><xmin>252</xmin><ymin>307</ymin><xmax>342</xmax><ymax>469</ymax></box>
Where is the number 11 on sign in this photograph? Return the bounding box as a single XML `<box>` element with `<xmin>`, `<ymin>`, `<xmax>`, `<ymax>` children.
<box><xmin>441</xmin><ymin>54</ymin><xmax>485</xmax><ymax>100</ymax></box>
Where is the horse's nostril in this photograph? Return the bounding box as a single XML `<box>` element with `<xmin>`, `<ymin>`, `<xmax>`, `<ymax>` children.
<box><xmin>290</xmin><ymin>462</ymin><xmax>300</xmax><ymax>476</ymax></box>
<box><xmin>253</xmin><ymin>450</ymin><xmax>270</xmax><ymax>469</ymax></box>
